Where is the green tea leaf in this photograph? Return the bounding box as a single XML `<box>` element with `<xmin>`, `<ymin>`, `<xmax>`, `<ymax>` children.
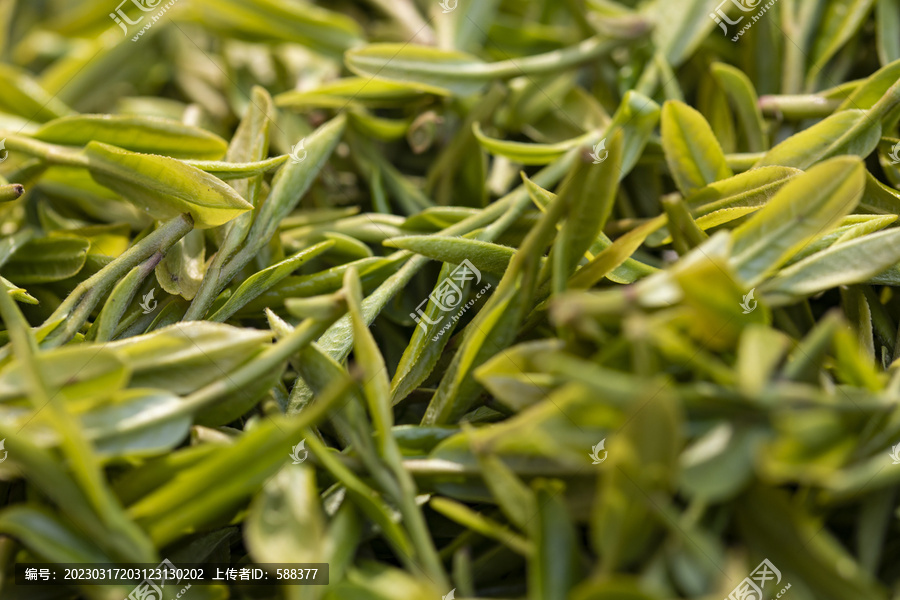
<box><xmin>209</xmin><ymin>240</ymin><xmax>334</xmax><ymax>322</ymax></box>
<box><xmin>731</xmin><ymin>157</ymin><xmax>866</xmax><ymax>284</ymax></box>
<box><xmin>85</xmin><ymin>142</ymin><xmax>251</xmax><ymax>228</ymax></box>
<box><xmin>754</xmin><ymin>110</ymin><xmax>881</xmax><ymax>169</ymax></box>
<box><xmin>1</xmin><ymin>235</ymin><xmax>89</xmax><ymax>284</ymax></box>
<box><xmin>710</xmin><ymin>62</ymin><xmax>767</xmax><ymax>152</ymax></box>
<box><xmin>33</xmin><ymin>115</ymin><xmax>228</xmax><ymax>159</ymax></box>
<box><xmin>763</xmin><ymin>228</ymin><xmax>900</xmax><ymax>300</ymax></box>
<box><xmin>661</xmin><ymin>100</ymin><xmax>732</xmax><ymax>195</ymax></box>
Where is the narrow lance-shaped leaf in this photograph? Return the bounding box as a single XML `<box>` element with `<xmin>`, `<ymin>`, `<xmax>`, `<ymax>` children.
<box><xmin>530</xmin><ymin>479</ymin><xmax>579</xmax><ymax>600</ymax></box>
<box><xmin>0</xmin><ymin>64</ymin><xmax>73</xmax><ymax>122</ymax></box>
<box><xmin>184</xmin><ymin>85</ymin><xmax>274</xmax><ymax>322</ymax></box>
<box><xmin>877</xmin><ymin>0</ymin><xmax>900</xmax><ymax>66</ymax></box>
<box><xmin>216</xmin><ymin>113</ymin><xmax>347</xmax><ymax>288</ymax></box>
<box><xmin>730</xmin><ymin>156</ymin><xmax>867</xmax><ymax>285</ymax></box>
<box><xmin>32</xmin><ymin>115</ymin><xmax>228</xmax><ymax>159</ymax></box>
<box><xmin>472</xmin><ymin>123</ymin><xmax>598</xmax><ymax>165</ymax></box>
<box><xmin>208</xmin><ymin>240</ymin><xmax>334</xmax><ymax>322</ymax></box>
<box><xmin>85</xmin><ymin>142</ymin><xmax>251</xmax><ymax>228</ymax></box>
<box><xmin>753</xmin><ymin>110</ymin><xmax>881</xmax><ymax>170</ymax></box>
<box><xmin>837</xmin><ymin>58</ymin><xmax>900</xmax><ymax>111</ymax></box>
<box><xmin>186</xmin><ymin>0</ymin><xmax>364</xmax><ymax>56</ymax></box>
<box><xmin>345</xmin><ymin>36</ymin><xmax>628</xmax><ymax>97</ymax></box>
<box><xmin>384</xmin><ymin>235</ymin><xmax>517</xmax><ymax>278</ymax></box>
<box><xmin>275</xmin><ymin>77</ymin><xmax>432</xmax><ymax>109</ymax></box>
<box><xmin>710</xmin><ymin>62</ymin><xmax>767</xmax><ymax>152</ymax></box>
<box><xmin>105</xmin><ymin>322</ymin><xmax>272</xmax><ymax>394</ymax></box>
<box><xmin>605</xmin><ymin>90</ymin><xmax>661</xmax><ymax>176</ymax></box>
<box><xmin>345</xmin><ymin>269</ymin><xmax>449</xmax><ymax>588</ymax></box>
<box><xmin>177</xmin><ymin>155</ymin><xmax>287</xmax><ymax>179</ymax></box>
<box><xmin>661</xmin><ymin>100</ymin><xmax>732</xmax><ymax>195</ymax></box>
<box><xmin>806</xmin><ymin>0</ymin><xmax>878</xmax><ymax>89</ymax></box>
<box><xmin>551</xmin><ymin>132</ymin><xmax>623</xmax><ymax>292</ymax></box>
<box><xmin>762</xmin><ymin>228</ymin><xmax>900</xmax><ymax>301</ymax></box>
<box><xmin>91</xmin><ymin>254</ymin><xmax>161</xmax><ymax>343</ymax></box>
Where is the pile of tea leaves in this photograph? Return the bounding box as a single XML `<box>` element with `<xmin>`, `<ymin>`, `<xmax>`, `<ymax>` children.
<box><xmin>2</xmin><ymin>0</ymin><xmax>900</xmax><ymax>599</ymax></box>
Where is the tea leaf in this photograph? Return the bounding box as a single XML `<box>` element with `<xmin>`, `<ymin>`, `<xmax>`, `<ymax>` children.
<box><xmin>1</xmin><ymin>235</ymin><xmax>89</xmax><ymax>284</ymax></box>
<box><xmin>33</xmin><ymin>115</ymin><xmax>228</xmax><ymax>159</ymax></box>
<box><xmin>85</xmin><ymin>142</ymin><xmax>251</xmax><ymax>228</ymax></box>
<box><xmin>209</xmin><ymin>240</ymin><xmax>334</xmax><ymax>322</ymax></box>
<box><xmin>754</xmin><ymin>110</ymin><xmax>881</xmax><ymax>169</ymax></box>
<box><xmin>731</xmin><ymin>157</ymin><xmax>866</xmax><ymax>285</ymax></box>
<box><xmin>661</xmin><ymin>100</ymin><xmax>732</xmax><ymax>195</ymax></box>
<box><xmin>763</xmin><ymin>228</ymin><xmax>900</xmax><ymax>300</ymax></box>
<box><xmin>710</xmin><ymin>62</ymin><xmax>767</xmax><ymax>152</ymax></box>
